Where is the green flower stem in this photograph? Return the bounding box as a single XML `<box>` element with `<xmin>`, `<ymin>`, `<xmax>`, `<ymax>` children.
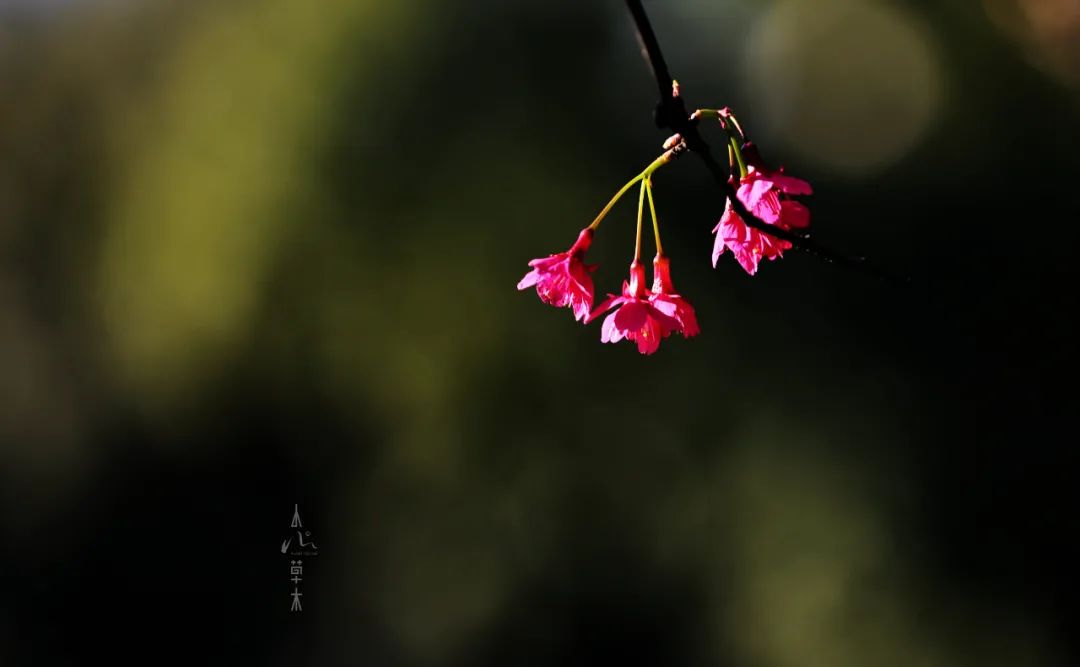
<box><xmin>588</xmin><ymin>149</ymin><xmax>678</xmax><ymax>232</ymax></box>
<box><xmin>634</xmin><ymin>178</ymin><xmax>646</xmax><ymax>262</ymax></box>
<box><xmin>588</xmin><ymin>174</ymin><xmax>644</xmax><ymax>231</ymax></box>
<box><xmin>641</xmin><ymin>152</ymin><xmax>671</xmax><ymax>178</ymax></box>
<box><xmin>646</xmin><ymin>177</ymin><xmax>662</xmax><ymax>257</ymax></box>
<box><xmin>729</xmin><ymin>135</ymin><xmax>748</xmax><ymax>180</ymax></box>
<box><xmin>693</xmin><ymin>107</ymin><xmax>745</xmax><ymax>140</ymax></box>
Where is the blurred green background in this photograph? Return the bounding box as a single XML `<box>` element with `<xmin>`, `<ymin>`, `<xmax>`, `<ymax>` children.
<box><xmin>2</xmin><ymin>0</ymin><xmax>1078</xmax><ymax>664</ymax></box>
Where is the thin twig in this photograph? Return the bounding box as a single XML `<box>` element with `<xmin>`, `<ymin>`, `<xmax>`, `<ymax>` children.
<box><xmin>624</xmin><ymin>0</ymin><xmax>901</xmax><ymax>282</ymax></box>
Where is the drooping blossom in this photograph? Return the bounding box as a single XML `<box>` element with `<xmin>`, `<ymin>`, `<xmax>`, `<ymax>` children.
<box><xmin>588</xmin><ymin>262</ymin><xmax>682</xmax><ymax>355</ymax></box>
<box><xmin>735</xmin><ymin>142</ymin><xmax>812</xmax><ymax>231</ymax></box>
<box><xmin>517</xmin><ymin>228</ymin><xmax>597</xmax><ymax>321</ymax></box>
<box><xmin>736</xmin><ymin>165</ymin><xmax>812</xmax><ymax>230</ymax></box>
<box><xmin>713</xmin><ymin>143</ymin><xmax>813</xmax><ymax>275</ymax></box>
<box><xmin>649</xmin><ymin>255</ymin><xmax>699</xmax><ymax>339</ymax></box>
<box><xmin>712</xmin><ymin>199</ymin><xmax>792</xmax><ymax>276</ymax></box>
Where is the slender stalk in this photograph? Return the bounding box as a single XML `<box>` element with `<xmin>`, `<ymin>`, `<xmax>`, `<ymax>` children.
<box><xmin>642</xmin><ymin>152</ymin><xmax>670</xmax><ymax>178</ymax></box>
<box><xmin>646</xmin><ymin>177</ymin><xmax>663</xmax><ymax>256</ymax></box>
<box><xmin>634</xmin><ymin>178</ymin><xmax>646</xmax><ymax>262</ymax></box>
<box><xmin>589</xmin><ymin>174</ymin><xmax>643</xmax><ymax>231</ymax></box>
<box><xmin>588</xmin><ymin>145</ymin><xmax>679</xmax><ymax>232</ymax></box>
<box><xmin>729</xmin><ymin>136</ymin><xmax>748</xmax><ymax>179</ymax></box>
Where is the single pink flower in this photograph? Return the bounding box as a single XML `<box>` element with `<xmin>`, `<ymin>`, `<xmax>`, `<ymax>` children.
<box><xmin>517</xmin><ymin>228</ymin><xmax>597</xmax><ymax>321</ymax></box>
<box><xmin>649</xmin><ymin>255</ymin><xmax>700</xmax><ymax>339</ymax></box>
<box><xmin>736</xmin><ymin>166</ymin><xmax>812</xmax><ymax>229</ymax></box>
<box><xmin>587</xmin><ymin>262</ymin><xmax>681</xmax><ymax>355</ymax></box>
<box><xmin>735</xmin><ymin>143</ymin><xmax>812</xmax><ymax>231</ymax></box>
<box><xmin>712</xmin><ymin>199</ymin><xmax>792</xmax><ymax>276</ymax></box>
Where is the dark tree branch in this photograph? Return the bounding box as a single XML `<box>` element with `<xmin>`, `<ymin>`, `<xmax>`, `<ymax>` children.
<box><xmin>624</xmin><ymin>0</ymin><xmax>900</xmax><ymax>282</ymax></box>
<box><xmin>625</xmin><ymin>0</ymin><xmax>673</xmax><ymax>101</ymax></box>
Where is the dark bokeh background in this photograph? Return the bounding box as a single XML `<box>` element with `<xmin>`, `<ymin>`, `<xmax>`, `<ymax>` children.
<box><xmin>2</xmin><ymin>0</ymin><xmax>1078</xmax><ymax>664</ymax></box>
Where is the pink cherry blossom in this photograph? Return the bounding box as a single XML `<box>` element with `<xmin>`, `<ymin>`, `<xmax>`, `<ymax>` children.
<box><xmin>588</xmin><ymin>262</ymin><xmax>682</xmax><ymax>355</ymax></box>
<box><xmin>734</xmin><ymin>143</ymin><xmax>812</xmax><ymax>232</ymax></box>
<box><xmin>517</xmin><ymin>228</ymin><xmax>597</xmax><ymax>321</ymax></box>
<box><xmin>712</xmin><ymin>199</ymin><xmax>792</xmax><ymax>276</ymax></box>
<box><xmin>736</xmin><ymin>165</ymin><xmax>812</xmax><ymax>229</ymax></box>
<box><xmin>712</xmin><ymin>143</ymin><xmax>813</xmax><ymax>276</ymax></box>
<box><xmin>649</xmin><ymin>255</ymin><xmax>700</xmax><ymax>339</ymax></box>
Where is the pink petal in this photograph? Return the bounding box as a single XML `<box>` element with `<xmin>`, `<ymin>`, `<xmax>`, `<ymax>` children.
<box><xmin>679</xmin><ymin>306</ymin><xmax>701</xmax><ymax>338</ymax></box>
<box><xmin>734</xmin><ymin>246</ymin><xmax>760</xmax><ymax>275</ymax></box>
<box><xmin>601</xmin><ymin>311</ymin><xmax>623</xmax><ymax>343</ymax></box>
<box><xmin>662</xmin><ymin>296</ymin><xmax>700</xmax><ymax>338</ymax></box>
<box><xmin>770</xmin><ymin>172</ymin><xmax>812</xmax><ymax>196</ymax></box>
<box><xmin>652</xmin><ymin>310</ymin><xmax>683</xmax><ymax>336</ymax></box>
<box><xmin>586</xmin><ymin>294</ymin><xmax>620</xmax><ymax>324</ymax></box>
<box><xmin>535</xmin><ymin>274</ymin><xmax>571</xmax><ymax>307</ymax></box>
<box><xmin>527</xmin><ymin>255</ymin><xmax>562</xmax><ymax>269</ymax></box>
<box><xmin>634</xmin><ymin>316</ymin><xmax>663</xmax><ymax>355</ymax></box>
<box><xmin>779</xmin><ymin>200</ymin><xmax>810</xmax><ymax>229</ymax></box>
<box><xmin>650</xmin><ymin>297</ymin><xmax>678</xmax><ymax>318</ymax></box>
<box><xmin>750</xmin><ymin>190</ymin><xmax>782</xmax><ymax>225</ymax></box>
<box><xmin>613</xmin><ymin>300</ymin><xmax>648</xmax><ymax>333</ymax></box>
<box><xmin>712</xmin><ymin>222</ymin><xmax>729</xmax><ymax>267</ymax></box>
<box><xmin>737</xmin><ymin>178</ymin><xmax>773</xmax><ymax>212</ymax></box>
<box><xmin>713</xmin><ymin>204</ymin><xmax>743</xmax><ymax>268</ymax></box>
<box><xmin>568</xmin><ymin>262</ymin><xmax>595</xmax><ymax>294</ymax></box>
<box><xmin>517</xmin><ymin>270</ymin><xmax>539</xmax><ymax>290</ymax></box>
<box><xmin>571</xmin><ymin>294</ymin><xmax>592</xmax><ymax>322</ymax></box>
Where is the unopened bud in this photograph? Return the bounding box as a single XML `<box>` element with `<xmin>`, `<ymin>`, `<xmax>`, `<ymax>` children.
<box><xmin>663</xmin><ymin>133</ymin><xmax>683</xmax><ymax>150</ymax></box>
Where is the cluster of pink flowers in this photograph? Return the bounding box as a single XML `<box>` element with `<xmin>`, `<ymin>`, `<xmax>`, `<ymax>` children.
<box><xmin>518</xmin><ymin>107</ymin><xmax>811</xmax><ymax>355</ymax></box>
<box><xmin>592</xmin><ymin>257</ymin><xmax>700</xmax><ymax>355</ymax></box>
<box><xmin>712</xmin><ymin>143</ymin><xmax>812</xmax><ymax>276</ymax></box>
<box><xmin>518</xmin><ymin>246</ymin><xmax>699</xmax><ymax>356</ymax></box>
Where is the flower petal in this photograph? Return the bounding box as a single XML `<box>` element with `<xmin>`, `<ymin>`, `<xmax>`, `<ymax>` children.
<box><xmin>679</xmin><ymin>306</ymin><xmax>701</xmax><ymax>338</ymax></box>
<box><xmin>770</xmin><ymin>172</ymin><xmax>812</xmax><ymax>196</ymax></box>
<box><xmin>711</xmin><ymin>223</ymin><xmax>728</xmax><ymax>267</ymax></box>
<box><xmin>650</xmin><ymin>296</ymin><xmax>678</xmax><ymax>318</ymax></box>
<box><xmin>570</xmin><ymin>293</ymin><xmax>592</xmax><ymax>322</ymax></box>
<box><xmin>737</xmin><ymin>177</ymin><xmax>773</xmax><ymax>212</ymax></box>
<box><xmin>601</xmin><ymin>310</ymin><xmax>623</xmax><ymax>343</ymax></box>
<box><xmin>586</xmin><ymin>294</ymin><xmax>621</xmax><ymax>324</ymax></box>
<box><xmin>779</xmin><ymin>200</ymin><xmax>810</xmax><ymax>229</ymax></box>
<box><xmin>613</xmin><ymin>300</ymin><xmax>648</xmax><ymax>333</ymax></box>
<box><xmin>734</xmin><ymin>245</ymin><xmax>760</xmax><ymax>275</ymax></box>
<box><xmin>634</xmin><ymin>316</ymin><xmax>663</xmax><ymax>355</ymax></box>
<box><xmin>527</xmin><ymin>254</ymin><xmax>562</xmax><ymax>269</ymax></box>
<box><xmin>517</xmin><ymin>270</ymin><xmax>539</xmax><ymax>290</ymax></box>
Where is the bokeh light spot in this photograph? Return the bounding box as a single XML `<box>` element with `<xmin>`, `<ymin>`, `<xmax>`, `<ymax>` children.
<box><xmin>744</xmin><ymin>0</ymin><xmax>943</xmax><ymax>176</ymax></box>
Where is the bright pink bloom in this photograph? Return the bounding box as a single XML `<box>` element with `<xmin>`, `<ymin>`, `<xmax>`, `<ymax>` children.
<box><xmin>713</xmin><ymin>144</ymin><xmax>813</xmax><ymax>275</ymax></box>
<box><xmin>649</xmin><ymin>255</ymin><xmax>700</xmax><ymax>339</ymax></box>
<box><xmin>588</xmin><ymin>262</ymin><xmax>681</xmax><ymax>355</ymax></box>
<box><xmin>735</xmin><ymin>143</ymin><xmax>812</xmax><ymax>231</ymax></box>
<box><xmin>712</xmin><ymin>199</ymin><xmax>792</xmax><ymax>276</ymax></box>
<box><xmin>736</xmin><ymin>165</ymin><xmax>812</xmax><ymax>229</ymax></box>
<box><xmin>517</xmin><ymin>228</ymin><xmax>597</xmax><ymax>321</ymax></box>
